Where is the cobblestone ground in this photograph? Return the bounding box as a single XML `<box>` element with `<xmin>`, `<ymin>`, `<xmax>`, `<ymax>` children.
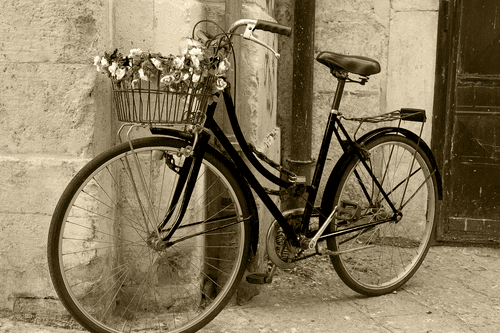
<box><xmin>1</xmin><ymin>246</ymin><xmax>499</xmax><ymax>333</ymax></box>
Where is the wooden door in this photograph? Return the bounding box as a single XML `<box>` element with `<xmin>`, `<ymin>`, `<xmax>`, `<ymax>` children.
<box><xmin>434</xmin><ymin>0</ymin><xmax>500</xmax><ymax>243</ymax></box>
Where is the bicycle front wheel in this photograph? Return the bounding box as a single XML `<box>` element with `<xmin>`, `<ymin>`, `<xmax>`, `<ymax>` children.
<box><xmin>48</xmin><ymin>136</ymin><xmax>251</xmax><ymax>333</ymax></box>
<box><xmin>322</xmin><ymin>134</ymin><xmax>438</xmax><ymax>296</ymax></box>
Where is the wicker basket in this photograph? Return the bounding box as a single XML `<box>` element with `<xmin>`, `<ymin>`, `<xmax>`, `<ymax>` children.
<box><xmin>112</xmin><ymin>75</ymin><xmax>216</xmax><ymax>126</ymax></box>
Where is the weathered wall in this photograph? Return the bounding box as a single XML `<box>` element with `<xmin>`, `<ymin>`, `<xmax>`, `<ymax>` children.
<box><xmin>277</xmin><ymin>0</ymin><xmax>439</xmax><ymax>202</ymax></box>
<box><xmin>0</xmin><ymin>0</ymin><xmax>439</xmax><ymax>313</ymax></box>
<box><xmin>0</xmin><ymin>0</ymin><xmax>280</xmax><ymax>311</ymax></box>
<box><xmin>0</xmin><ymin>0</ymin><xmax>112</xmax><ymax>311</ymax></box>
<box><xmin>0</xmin><ymin>0</ymin><xmax>203</xmax><ymax>311</ymax></box>
<box><xmin>386</xmin><ymin>0</ymin><xmax>439</xmax><ymax>143</ymax></box>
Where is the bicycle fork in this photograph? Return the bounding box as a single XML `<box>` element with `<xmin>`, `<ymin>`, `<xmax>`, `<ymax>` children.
<box><xmin>156</xmin><ymin>131</ymin><xmax>212</xmax><ymax>242</ymax></box>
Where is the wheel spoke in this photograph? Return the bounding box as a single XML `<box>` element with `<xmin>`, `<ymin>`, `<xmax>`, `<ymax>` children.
<box><xmin>48</xmin><ymin>138</ymin><xmax>250</xmax><ymax>333</ymax></box>
<box><xmin>324</xmin><ymin>135</ymin><xmax>437</xmax><ymax>295</ymax></box>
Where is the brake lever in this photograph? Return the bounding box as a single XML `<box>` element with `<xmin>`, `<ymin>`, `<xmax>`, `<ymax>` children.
<box><xmin>195</xmin><ymin>30</ymin><xmax>211</xmax><ymax>44</ymax></box>
<box><xmin>242</xmin><ymin>23</ymin><xmax>281</xmax><ymax>59</ymax></box>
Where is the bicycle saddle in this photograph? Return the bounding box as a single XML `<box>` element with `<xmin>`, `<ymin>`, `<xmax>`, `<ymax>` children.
<box><xmin>316</xmin><ymin>51</ymin><xmax>381</xmax><ymax>76</ymax></box>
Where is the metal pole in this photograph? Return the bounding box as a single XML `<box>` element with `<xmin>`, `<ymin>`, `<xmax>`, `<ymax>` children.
<box><xmin>290</xmin><ymin>0</ymin><xmax>316</xmax><ymax>208</ymax></box>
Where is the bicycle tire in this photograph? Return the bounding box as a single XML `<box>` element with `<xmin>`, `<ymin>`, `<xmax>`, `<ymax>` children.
<box><xmin>48</xmin><ymin>136</ymin><xmax>252</xmax><ymax>333</ymax></box>
<box><xmin>321</xmin><ymin>134</ymin><xmax>438</xmax><ymax>296</ymax></box>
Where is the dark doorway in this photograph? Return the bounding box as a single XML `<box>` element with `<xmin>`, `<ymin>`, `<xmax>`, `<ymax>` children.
<box><xmin>433</xmin><ymin>0</ymin><xmax>500</xmax><ymax>244</ymax></box>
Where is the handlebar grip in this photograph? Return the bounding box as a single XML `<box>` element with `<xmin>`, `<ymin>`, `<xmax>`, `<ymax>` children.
<box><xmin>255</xmin><ymin>20</ymin><xmax>292</xmax><ymax>37</ymax></box>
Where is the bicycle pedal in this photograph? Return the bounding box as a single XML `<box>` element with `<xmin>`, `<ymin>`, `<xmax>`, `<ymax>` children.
<box><xmin>246</xmin><ymin>273</ymin><xmax>273</xmax><ymax>285</ymax></box>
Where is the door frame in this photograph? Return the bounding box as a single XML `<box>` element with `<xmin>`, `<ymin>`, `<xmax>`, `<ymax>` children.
<box><xmin>432</xmin><ymin>0</ymin><xmax>458</xmax><ymax>242</ymax></box>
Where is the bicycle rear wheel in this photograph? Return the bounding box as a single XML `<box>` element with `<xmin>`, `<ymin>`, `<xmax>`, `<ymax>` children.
<box><xmin>322</xmin><ymin>134</ymin><xmax>438</xmax><ymax>296</ymax></box>
<box><xmin>48</xmin><ymin>136</ymin><xmax>252</xmax><ymax>333</ymax></box>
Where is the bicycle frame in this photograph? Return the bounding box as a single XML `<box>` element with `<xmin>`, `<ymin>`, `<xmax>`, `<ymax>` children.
<box><xmin>148</xmin><ymin>19</ymin><xmax>434</xmax><ymax>249</ymax></box>
<box><xmin>159</xmin><ymin>75</ymin><xmax>402</xmax><ymax>248</ymax></box>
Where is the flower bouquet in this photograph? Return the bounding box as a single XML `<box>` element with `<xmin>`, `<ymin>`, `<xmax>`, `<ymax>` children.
<box><xmin>94</xmin><ymin>38</ymin><xmax>230</xmax><ymax>125</ymax></box>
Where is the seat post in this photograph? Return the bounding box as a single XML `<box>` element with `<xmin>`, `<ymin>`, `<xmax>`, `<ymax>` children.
<box><xmin>298</xmin><ymin>76</ymin><xmax>347</xmax><ymax>234</ymax></box>
<box><xmin>331</xmin><ymin>77</ymin><xmax>346</xmax><ymax>113</ymax></box>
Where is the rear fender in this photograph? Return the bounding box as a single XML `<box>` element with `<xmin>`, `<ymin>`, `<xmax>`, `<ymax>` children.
<box><xmin>357</xmin><ymin>127</ymin><xmax>442</xmax><ymax>199</ymax></box>
<box><xmin>322</xmin><ymin>127</ymin><xmax>442</xmax><ymax>218</ymax></box>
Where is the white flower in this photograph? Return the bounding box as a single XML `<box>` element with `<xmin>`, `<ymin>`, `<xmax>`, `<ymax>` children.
<box><xmin>191</xmin><ymin>56</ymin><xmax>200</xmax><ymax>70</ymax></box>
<box><xmin>189</xmin><ymin>47</ymin><xmax>204</xmax><ymax>58</ymax></box>
<box><xmin>151</xmin><ymin>58</ymin><xmax>162</xmax><ymax>70</ymax></box>
<box><xmin>108</xmin><ymin>62</ymin><xmax>118</xmax><ymax>76</ymax></box>
<box><xmin>160</xmin><ymin>75</ymin><xmax>175</xmax><ymax>85</ymax></box>
<box><xmin>128</xmin><ymin>48</ymin><xmax>142</xmax><ymax>58</ymax></box>
<box><xmin>173</xmin><ymin>57</ymin><xmax>184</xmax><ymax>70</ymax></box>
<box><xmin>192</xmin><ymin>73</ymin><xmax>201</xmax><ymax>83</ymax></box>
<box><xmin>179</xmin><ymin>37</ymin><xmax>203</xmax><ymax>55</ymax></box>
<box><xmin>116</xmin><ymin>67</ymin><xmax>126</xmax><ymax>80</ymax></box>
<box><xmin>139</xmin><ymin>68</ymin><xmax>148</xmax><ymax>81</ymax></box>
<box><xmin>100</xmin><ymin>57</ymin><xmax>109</xmax><ymax>68</ymax></box>
<box><xmin>182</xmin><ymin>72</ymin><xmax>190</xmax><ymax>81</ymax></box>
<box><xmin>218</xmin><ymin>59</ymin><xmax>230</xmax><ymax>73</ymax></box>
<box><xmin>216</xmin><ymin>77</ymin><xmax>227</xmax><ymax>90</ymax></box>
<box><xmin>94</xmin><ymin>56</ymin><xmax>103</xmax><ymax>72</ymax></box>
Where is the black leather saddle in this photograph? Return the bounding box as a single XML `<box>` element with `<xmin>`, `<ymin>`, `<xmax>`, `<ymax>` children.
<box><xmin>316</xmin><ymin>51</ymin><xmax>381</xmax><ymax>76</ymax></box>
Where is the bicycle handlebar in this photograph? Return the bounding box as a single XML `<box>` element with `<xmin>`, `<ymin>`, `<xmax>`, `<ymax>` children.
<box><xmin>226</xmin><ymin>19</ymin><xmax>291</xmax><ymax>59</ymax></box>
<box><xmin>255</xmin><ymin>20</ymin><xmax>292</xmax><ymax>37</ymax></box>
<box><xmin>195</xmin><ymin>19</ymin><xmax>292</xmax><ymax>59</ymax></box>
<box><xmin>228</xmin><ymin>19</ymin><xmax>291</xmax><ymax>36</ymax></box>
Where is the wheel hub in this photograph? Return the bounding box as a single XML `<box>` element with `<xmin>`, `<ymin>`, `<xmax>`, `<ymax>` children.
<box><xmin>147</xmin><ymin>233</ymin><xmax>169</xmax><ymax>251</ymax></box>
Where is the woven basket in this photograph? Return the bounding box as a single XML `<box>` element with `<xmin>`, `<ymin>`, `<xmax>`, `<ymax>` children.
<box><xmin>112</xmin><ymin>75</ymin><xmax>215</xmax><ymax>126</ymax></box>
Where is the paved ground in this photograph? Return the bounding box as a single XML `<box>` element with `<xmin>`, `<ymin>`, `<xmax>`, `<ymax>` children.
<box><xmin>1</xmin><ymin>246</ymin><xmax>499</xmax><ymax>333</ymax></box>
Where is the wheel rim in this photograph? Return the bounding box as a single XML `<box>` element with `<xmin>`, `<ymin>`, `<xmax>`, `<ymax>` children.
<box><xmin>332</xmin><ymin>139</ymin><xmax>436</xmax><ymax>291</ymax></box>
<box><xmin>54</xmin><ymin>145</ymin><xmax>247</xmax><ymax>332</ymax></box>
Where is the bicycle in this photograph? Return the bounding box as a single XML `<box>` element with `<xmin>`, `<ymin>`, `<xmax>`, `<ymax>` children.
<box><xmin>47</xmin><ymin>18</ymin><xmax>442</xmax><ymax>333</ymax></box>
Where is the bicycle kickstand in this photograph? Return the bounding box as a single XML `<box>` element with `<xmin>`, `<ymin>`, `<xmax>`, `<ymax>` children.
<box><xmin>246</xmin><ymin>264</ymin><xmax>278</xmax><ymax>285</ymax></box>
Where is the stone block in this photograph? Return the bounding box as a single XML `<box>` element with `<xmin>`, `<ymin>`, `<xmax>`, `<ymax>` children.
<box><xmin>114</xmin><ymin>0</ymin><xmax>155</xmax><ymax>51</ymax></box>
<box><xmin>0</xmin><ymin>63</ymin><xmax>107</xmax><ymax>157</ymax></box>
<box><xmin>114</xmin><ymin>0</ymin><xmax>206</xmax><ymax>54</ymax></box>
<box><xmin>392</xmin><ymin>0</ymin><xmax>439</xmax><ymax>12</ymax></box>
<box><xmin>0</xmin><ymin>156</ymin><xmax>91</xmax><ymax>310</ymax></box>
<box><xmin>0</xmin><ymin>213</ymin><xmax>54</xmax><ymax>310</ymax></box>
<box><xmin>154</xmin><ymin>0</ymin><xmax>206</xmax><ymax>55</ymax></box>
<box><xmin>315</xmin><ymin>12</ymin><xmax>387</xmax><ymax>61</ymax></box>
<box><xmin>11</xmin><ymin>297</ymin><xmax>68</xmax><ymax>321</ymax></box>
<box><xmin>0</xmin><ymin>156</ymin><xmax>88</xmax><ymax>216</ymax></box>
<box><xmin>203</xmin><ymin>0</ymin><xmax>275</xmax><ymax>17</ymax></box>
<box><xmin>317</xmin><ymin>0</ymin><xmax>374</xmax><ymax>15</ymax></box>
<box><xmin>0</xmin><ymin>0</ymin><xmax>108</xmax><ymax>63</ymax></box>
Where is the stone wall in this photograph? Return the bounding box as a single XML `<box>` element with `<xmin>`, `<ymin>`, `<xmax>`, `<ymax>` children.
<box><xmin>0</xmin><ymin>0</ymin><xmax>112</xmax><ymax>311</ymax></box>
<box><xmin>0</xmin><ymin>0</ymin><xmax>280</xmax><ymax>312</ymax></box>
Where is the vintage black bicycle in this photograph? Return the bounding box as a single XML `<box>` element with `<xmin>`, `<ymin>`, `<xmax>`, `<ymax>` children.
<box><xmin>47</xmin><ymin>18</ymin><xmax>442</xmax><ymax>333</ymax></box>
